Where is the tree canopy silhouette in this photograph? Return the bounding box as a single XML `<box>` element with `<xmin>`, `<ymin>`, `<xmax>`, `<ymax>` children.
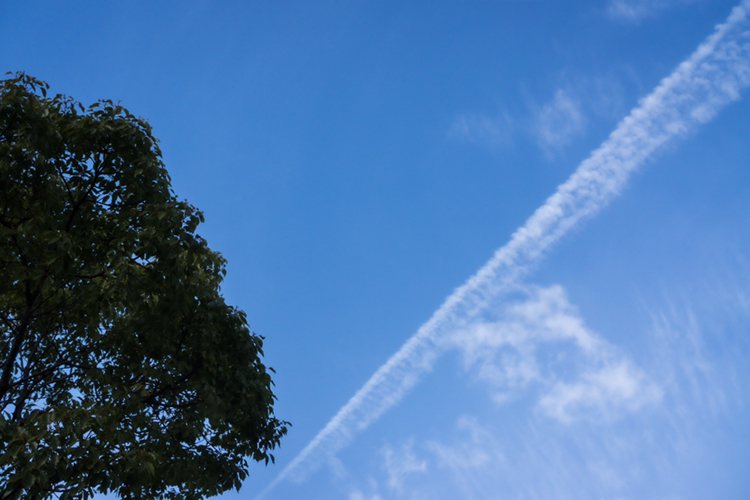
<box><xmin>0</xmin><ymin>73</ymin><xmax>288</xmax><ymax>499</ymax></box>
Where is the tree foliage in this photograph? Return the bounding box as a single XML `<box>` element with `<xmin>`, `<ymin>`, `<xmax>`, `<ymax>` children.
<box><xmin>0</xmin><ymin>73</ymin><xmax>288</xmax><ymax>499</ymax></box>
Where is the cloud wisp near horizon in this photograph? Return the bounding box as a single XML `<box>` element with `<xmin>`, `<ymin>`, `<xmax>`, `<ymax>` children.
<box><xmin>260</xmin><ymin>1</ymin><xmax>750</xmax><ymax>496</ymax></box>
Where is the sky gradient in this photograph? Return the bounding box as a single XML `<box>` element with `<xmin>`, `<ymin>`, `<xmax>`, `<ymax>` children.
<box><xmin>3</xmin><ymin>1</ymin><xmax>750</xmax><ymax>499</ymax></box>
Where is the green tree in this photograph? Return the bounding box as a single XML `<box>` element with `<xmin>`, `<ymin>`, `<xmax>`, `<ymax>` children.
<box><xmin>0</xmin><ymin>73</ymin><xmax>288</xmax><ymax>499</ymax></box>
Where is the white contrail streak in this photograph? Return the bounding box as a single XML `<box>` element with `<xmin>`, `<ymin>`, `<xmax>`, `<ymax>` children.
<box><xmin>259</xmin><ymin>1</ymin><xmax>750</xmax><ymax>496</ymax></box>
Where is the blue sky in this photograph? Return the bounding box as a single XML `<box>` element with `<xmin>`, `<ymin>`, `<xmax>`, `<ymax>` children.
<box><xmin>3</xmin><ymin>1</ymin><xmax>750</xmax><ymax>498</ymax></box>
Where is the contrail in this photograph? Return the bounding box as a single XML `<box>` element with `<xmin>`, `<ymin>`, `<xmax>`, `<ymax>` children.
<box><xmin>259</xmin><ymin>1</ymin><xmax>750</xmax><ymax>496</ymax></box>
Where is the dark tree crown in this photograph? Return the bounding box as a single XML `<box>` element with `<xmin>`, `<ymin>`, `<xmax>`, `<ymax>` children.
<box><xmin>0</xmin><ymin>73</ymin><xmax>288</xmax><ymax>500</ymax></box>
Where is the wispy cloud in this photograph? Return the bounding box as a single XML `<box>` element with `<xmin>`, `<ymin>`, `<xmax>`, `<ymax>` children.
<box><xmin>259</xmin><ymin>1</ymin><xmax>750</xmax><ymax>495</ymax></box>
<box><xmin>444</xmin><ymin>285</ymin><xmax>661</xmax><ymax>422</ymax></box>
<box><xmin>423</xmin><ymin>416</ymin><xmax>506</xmax><ymax>499</ymax></box>
<box><xmin>381</xmin><ymin>440</ymin><xmax>428</xmax><ymax>493</ymax></box>
<box><xmin>644</xmin><ymin>283</ymin><xmax>750</xmax><ymax>419</ymax></box>
<box><xmin>449</xmin><ymin>112</ymin><xmax>514</xmax><ymax>150</ymax></box>
<box><xmin>354</xmin><ymin>278</ymin><xmax>750</xmax><ymax>499</ymax></box>
<box><xmin>452</xmin><ymin>75</ymin><xmax>627</xmax><ymax>155</ymax></box>
<box><xmin>531</xmin><ymin>89</ymin><xmax>587</xmax><ymax>154</ymax></box>
<box><xmin>347</xmin><ymin>490</ymin><xmax>383</xmax><ymax>500</ymax></box>
<box><xmin>606</xmin><ymin>0</ymin><xmax>693</xmax><ymax>23</ymax></box>
<box><xmin>539</xmin><ymin>361</ymin><xmax>660</xmax><ymax>422</ymax></box>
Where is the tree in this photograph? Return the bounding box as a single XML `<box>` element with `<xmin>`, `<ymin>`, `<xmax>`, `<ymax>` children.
<box><xmin>0</xmin><ymin>73</ymin><xmax>288</xmax><ymax>499</ymax></box>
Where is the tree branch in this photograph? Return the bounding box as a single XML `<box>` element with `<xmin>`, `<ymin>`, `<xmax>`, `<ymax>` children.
<box><xmin>0</xmin><ymin>298</ymin><xmax>35</xmax><ymax>402</ymax></box>
<box><xmin>64</xmin><ymin>151</ymin><xmax>110</xmax><ymax>233</ymax></box>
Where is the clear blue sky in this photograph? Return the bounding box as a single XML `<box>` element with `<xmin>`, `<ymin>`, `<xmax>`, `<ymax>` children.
<box><xmin>3</xmin><ymin>1</ymin><xmax>750</xmax><ymax>498</ymax></box>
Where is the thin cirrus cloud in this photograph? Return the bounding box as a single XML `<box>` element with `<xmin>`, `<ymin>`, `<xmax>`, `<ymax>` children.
<box><xmin>530</xmin><ymin>88</ymin><xmax>587</xmax><ymax>155</ymax></box>
<box><xmin>381</xmin><ymin>439</ymin><xmax>428</xmax><ymax>493</ymax></box>
<box><xmin>606</xmin><ymin>0</ymin><xmax>693</xmax><ymax>22</ymax></box>
<box><xmin>442</xmin><ymin>284</ymin><xmax>662</xmax><ymax>424</ymax></box>
<box><xmin>356</xmin><ymin>279</ymin><xmax>750</xmax><ymax>499</ymax></box>
<box><xmin>259</xmin><ymin>1</ymin><xmax>750</xmax><ymax>496</ymax></box>
<box><xmin>448</xmin><ymin>112</ymin><xmax>514</xmax><ymax>149</ymax></box>
<box><xmin>451</xmin><ymin>76</ymin><xmax>626</xmax><ymax>155</ymax></box>
<box><xmin>450</xmin><ymin>88</ymin><xmax>587</xmax><ymax>155</ymax></box>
